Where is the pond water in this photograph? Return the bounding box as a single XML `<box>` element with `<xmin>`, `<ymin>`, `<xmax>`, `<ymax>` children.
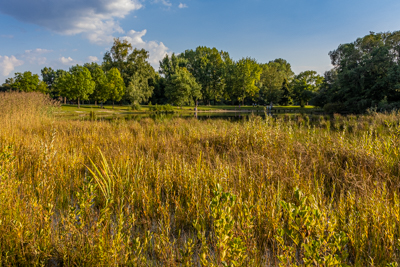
<box><xmin>73</xmin><ymin>110</ymin><xmax>324</xmax><ymax>122</ymax></box>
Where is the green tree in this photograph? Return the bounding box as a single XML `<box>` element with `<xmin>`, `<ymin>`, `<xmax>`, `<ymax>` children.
<box><xmin>55</xmin><ymin>65</ymin><xmax>95</xmax><ymax>108</ymax></box>
<box><xmin>84</xmin><ymin>62</ymin><xmax>108</xmax><ymax>106</ymax></box>
<box><xmin>221</xmin><ymin>52</ymin><xmax>237</xmax><ymax>104</ymax></box>
<box><xmin>149</xmin><ymin>74</ymin><xmax>167</xmax><ymax>104</ymax></box>
<box><xmin>323</xmin><ymin>31</ymin><xmax>400</xmax><ymax>112</ymax></box>
<box><xmin>165</xmin><ymin>67</ymin><xmax>201</xmax><ymax>109</ymax></box>
<box><xmin>291</xmin><ymin>70</ymin><xmax>323</xmax><ymax>107</ymax></box>
<box><xmin>12</xmin><ymin>71</ymin><xmax>48</xmax><ymax>93</ymax></box>
<box><xmin>124</xmin><ymin>49</ymin><xmax>155</xmax><ymax>105</ymax></box>
<box><xmin>106</xmin><ymin>68</ymin><xmax>125</xmax><ymax>108</ymax></box>
<box><xmin>103</xmin><ymin>38</ymin><xmax>132</xmax><ymax>82</ymax></box>
<box><xmin>258</xmin><ymin>59</ymin><xmax>294</xmax><ymax>104</ymax></box>
<box><xmin>159</xmin><ymin>53</ymin><xmax>187</xmax><ymax>80</ymax></box>
<box><xmin>41</xmin><ymin>67</ymin><xmax>58</xmax><ymax>98</ymax></box>
<box><xmin>232</xmin><ymin>58</ymin><xmax>262</xmax><ymax>105</ymax></box>
<box><xmin>181</xmin><ymin>46</ymin><xmax>225</xmax><ymax>105</ymax></box>
<box><xmin>279</xmin><ymin>78</ymin><xmax>293</xmax><ymax>106</ymax></box>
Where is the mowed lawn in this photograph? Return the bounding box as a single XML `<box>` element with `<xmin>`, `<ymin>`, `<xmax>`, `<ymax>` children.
<box><xmin>59</xmin><ymin>104</ymin><xmax>320</xmax><ymax>117</ymax></box>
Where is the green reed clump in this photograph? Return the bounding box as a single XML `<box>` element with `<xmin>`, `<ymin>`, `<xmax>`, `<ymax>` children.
<box><xmin>1</xmin><ymin>92</ymin><xmax>400</xmax><ymax>265</ymax></box>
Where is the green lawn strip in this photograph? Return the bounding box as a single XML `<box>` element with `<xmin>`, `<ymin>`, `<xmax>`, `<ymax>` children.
<box><xmin>60</xmin><ymin>104</ymin><xmax>321</xmax><ymax>117</ymax></box>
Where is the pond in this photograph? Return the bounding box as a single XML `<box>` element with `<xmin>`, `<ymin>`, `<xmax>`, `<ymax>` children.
<box><xmin>64</xmin><ymin>110</ymin><xmax>325</xmax><ymax>122</ymax></box>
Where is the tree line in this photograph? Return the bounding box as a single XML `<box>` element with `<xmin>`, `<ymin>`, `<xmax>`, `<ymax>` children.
<box><xmin>2</xmin><ymin>30</ymin><xmax>400</xmax><ymax>112</ymax></box>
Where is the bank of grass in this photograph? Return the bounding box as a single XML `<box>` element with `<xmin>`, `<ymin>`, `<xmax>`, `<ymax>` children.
<box><xmin>0</xmin><ymin>92</ymin><xmax>399</xmax><ymax>266</ymax></box>
<box><xmin>59</xmin><ymin>104</ymin><xmax>319</xmax><ymax>118</ymax></box>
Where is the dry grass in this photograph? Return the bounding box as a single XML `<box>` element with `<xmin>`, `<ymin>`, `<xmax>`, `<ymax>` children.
<box><xmin>0</xmin><ymin>92</ymin><xmax>399</xmax><ymax>266</ymax></box>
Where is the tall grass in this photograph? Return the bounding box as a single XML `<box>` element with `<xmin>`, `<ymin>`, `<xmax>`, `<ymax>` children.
<box><xmin>0</xmin><ymin>92</ymin><xmax>400</xmax><ymax>266</ymax></box>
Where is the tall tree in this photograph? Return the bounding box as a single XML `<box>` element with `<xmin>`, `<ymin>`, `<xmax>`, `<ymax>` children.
<box><xmin>84</xmin><ymin>62</ymin><xmax>108</xmax><ymax>106</ymax></box>
<box><xmin>124</xmin><ymin>49</ymin><xmax>156</xmax><ymax>104</ymax></box>
<box><xmin>55</xmin><ymin>65</ymin><xmax>95</xmax><ymax>108</ymax></box>
<box><xmin>159</xmin><ymin>53</ymin><xmax>187</xmax><ymax>80</ymax></box>
<box><xmin>279</xmin><ymin>78</ymin><xmax>292</xmax><ymax>106</ymax></box>
<box><xmin>106</xmin><ymin>68</ymin><xmax>125</xmax><ymax>108</ymax></box>
<box><xmin>165</xmin><ymin>67</ymin><xmax>201</xmax><ymax>108</ymax></box>
<box><xmin>291</xmin><ymin>71</ymin><xmax>323</xmax><ymax>107</ymax></box>
<box><xmin>258</xmin><ymin>59</ymin><xmax>294</xmax><ymax>104</ymax></box>
<box><xmin>181</xmin><ymin>47</ymin><xmax>225</xmax><ymax>105</ymax></box>
<box><xmin>12</xmin><ymin>71</ymin><xmax>48</xmax><ymax>93</ymax></box>
<box><xmin>322</xmin><ymin>30</ymin><xmax>400</xmax><ymax>112</ymax></box>
<box><xmin>103</xmin><ymin>38</ymin><xmax>133</xmax><ymax>82</ymax></box>
<box><xmin>232</xmin><ymin>58</ymin><xmax>262</xmax><ymax>105</ymax></box>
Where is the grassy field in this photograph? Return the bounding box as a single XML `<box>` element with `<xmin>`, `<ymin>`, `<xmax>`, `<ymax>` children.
<box><xmin>1</xmin><ymin>92</ymin><xmax>399</xmax><ymax>266</ymax></box>
<box><xmin>58</xmin><ymin>104</ymin><xmax>319</xmax><ymax>118</ymax></box>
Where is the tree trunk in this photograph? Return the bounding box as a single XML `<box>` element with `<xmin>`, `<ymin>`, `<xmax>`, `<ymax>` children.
<box><xmin>113</xmin><ymin>101</ymin><xmax>114</xmax><ymax>109</ymax></box>
<box><xmin>78</xmin><ymin>98</ymin><xmax>80</xmax><ymax>109</ymax></box>
<box><xmin>64</xmin><ymin>97</ymin><xmax>66</xmax><ymax>105</ymax></box>
<box><xmin>95</xmin><ymin>100</ymin><xmax>97</xmax><ymax>106</ymax></box>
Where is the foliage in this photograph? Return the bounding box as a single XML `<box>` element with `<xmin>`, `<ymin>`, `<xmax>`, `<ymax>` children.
<box><xmin>165</xmin><ymin>67</ymin><xmax>201</xmax><ymax>107</ymax></box>
<box><xmin>106</xmin><ymin>68</ymin><xmax>125</xmax><ymax>106</ymax></box>
<box><xmin>231</xmin><ymin>57</ymin><xmax>262</xmax><ymax>104</ymax></box>
<box><xmin>84</xmin><ymin>62</ymin><xmax>108</xmax><ymax>104</ymax></box>
<box><xmin>148</xmin><ymin>103</ymin><xmax>174</xmax><ymax>113</ymax></box>
<box><xmin>258</xmin><ymin>59</ymin><xmax>294</xmax><ymax>104</ymax></box>
<box><xmin>10</xmin><ymin>71</ymin><xmax>48</xmax><ymax>93</ymax></box>
<box><xmin>180</xmin><ymin>46</ymin><xmax>226</xmax><ymax>105</ymax></box>
<box><xmin>291</xmin><ymin>70</ymin><xmax>323</xmax><ymax>107</ymax></box>
<box><xmin>317</xmin><ymin>31</ymin><xmax>400</xmax><ymax>113</ymax></box>
<box><xmin>55</xmin><ymin>65</ymin><xmax>95</xmax><ymax>108</ymax></box>
<box><xmin>103</xmin><ymin>39</ymin><xmax>155</xmax><ymax>105</ymax></box>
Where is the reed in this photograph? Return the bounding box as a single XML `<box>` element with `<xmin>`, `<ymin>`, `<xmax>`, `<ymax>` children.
<box><xmin>0</xmin><ymin>92</ymin><xmax>399</xmax><ymax>266</ymax></box>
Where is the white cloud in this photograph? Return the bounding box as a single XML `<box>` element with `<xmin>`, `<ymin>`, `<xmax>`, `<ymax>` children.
<box><xmin>0</xmin><ymin>56</ymin><xmax>24</xmax><ymax>76</ymax></box>
<box><xmin>60</xmin><ymin>56</ymin><xmax>75</xmax><ymax>65</ymax></box>
<box><xmin>178</xmin><ymin>3</ymin><xmax>188</xmax><ymax>8</ymax></box>
<box><xmin>122</xmin><ymin>29</ymin><xmax>171</xmax><ymax>67</ymax></box>
<box><xmin>21</xmin><ymin>48</ymin><xmax>53</xmax><ymax>65</ymax></box>
<box><xmin>0</xmin><ymin>0</ymin><xmax>143</xmax><ymax>45</ymax></box>
<box><xmin>87</xmin><ymin>56</ymin><xmax>99</xmax><ymax>62</ymax></box>
<box><xmin>154</xmin><ymin>0</ymin><xmax>172</xmax><ymax>7</ymax></box>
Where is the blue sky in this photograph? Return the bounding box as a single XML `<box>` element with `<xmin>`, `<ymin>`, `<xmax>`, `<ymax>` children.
<box><xmin>1</xmin><ymin>0</ymin><xmax>400</xmax><ymax>82</ymax></box>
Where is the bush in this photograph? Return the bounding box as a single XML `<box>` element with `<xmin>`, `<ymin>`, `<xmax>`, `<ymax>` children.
<box><xmin>131</xmin><ymin>102</ymin><xmax>141</xmax><ymax>111</ymax></box>
<box><xmin>149</xmin><ymin>104</ymin><xmax>174</xmax><ymax>113</ymax></box>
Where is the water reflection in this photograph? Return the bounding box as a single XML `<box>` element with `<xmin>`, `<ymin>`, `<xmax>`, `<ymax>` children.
<box><xmin>95</xmin><ymin>111</ymin><xmax>277</xmax><ymax>122</ymax></box>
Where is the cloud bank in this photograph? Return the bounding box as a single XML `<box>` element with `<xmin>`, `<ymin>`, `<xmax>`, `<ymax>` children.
<box><xmin>0</xmin><ymin>56</ymin><xmax>24</xmax><ymax>76</ymax></box>
<box><xmin>0</xmin><ymin>0</ymin><xmax>142</xmax><ymax>44</ymax></box>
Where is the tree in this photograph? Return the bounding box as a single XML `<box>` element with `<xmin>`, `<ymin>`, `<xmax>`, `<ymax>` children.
<box><xmin>12</xmin><ymin>71</ymin><xmax>48</xmax><ymax>93</ymax></box>
<box><xmin>41</xmin><ymin>67</ymin><xmax>57</xmax><ymax>97</ymax></box>
<box><xmin>106</xmin><ymin>68</ymin><xmax>125</xmax><ymax>108</ymax></box>
<box><xmin>149</xmin><ymin>74</ymin><xmax>167</xmax><ymax>104</ymax></box>
<box><xmin>221</xmin><ymin>52</ymin><xmax>237</xmax><ymax>104</ymax></box>
<box><xmin>55</xmin><ymin>65</ymin><xmax>95</xmax><ymax>108</ymax></box>
<box><xmin>84</xmin><ymin>62</ymin><xmax>108</xmax><ymax>106</ymax></box>
<box><xmin>159</xmin><ymin>53</ymin><xmax>187</xmax><ymax>80</ymax></box>
<box><xmin>279</xmin><ymin>78</ymin><xmax>292</xmax><ymax>106</ymax></box>
<box><xmin>232</xmin><ymin>58</ymin><xmax>262</xmax><ymax>105</ymax></box>
<box><xmin>180</xmin><ymin>46</ymin><xmax>225</xmax><ymax>105</ymax></box>
<box><xmin>124</xmin><ymin>49</ymin><xmax>155</xmax><ymax>104</ymax></box>
<box><xmin>165</xmin><ymin>67</ymin><xmax>201</xmax><ymax>109</ymax></box>
<box><xmin>258</xmin><ymin>59</ymin><xmax>294</xmax><ymax>104</ymax></box>
<box><xmin>291</xmin><ymin>71</ymin><xmax>323</xmax><ymax>107</ymax></box>
<box><xmin>322</xmin><ymin>30</ymin><xmax>400</xmax><ymax>112</ymax></box>
<box><xmin>103</xmin><ymin>38</ymin><xmax>133</xmax><ymax>82</ymax></box>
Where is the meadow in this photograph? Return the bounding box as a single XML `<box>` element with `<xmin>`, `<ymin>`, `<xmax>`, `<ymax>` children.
<box><xmin>0</xmin><ymin>92</ymin><xmax>399</xmax><ymax>266</ymax></box>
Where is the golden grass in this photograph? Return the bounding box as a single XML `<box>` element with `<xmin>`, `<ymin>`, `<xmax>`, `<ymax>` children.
<box><xmin>0</xmin><ymin>92</ymin><xmax>399</xmax><ymax>266</ymax></box>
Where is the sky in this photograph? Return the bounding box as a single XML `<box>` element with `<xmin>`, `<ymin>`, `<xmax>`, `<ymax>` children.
<box><xmin>1</xmin><ymin>0</ymin><xmax>400</xmax><ymax>82</ymax></box>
